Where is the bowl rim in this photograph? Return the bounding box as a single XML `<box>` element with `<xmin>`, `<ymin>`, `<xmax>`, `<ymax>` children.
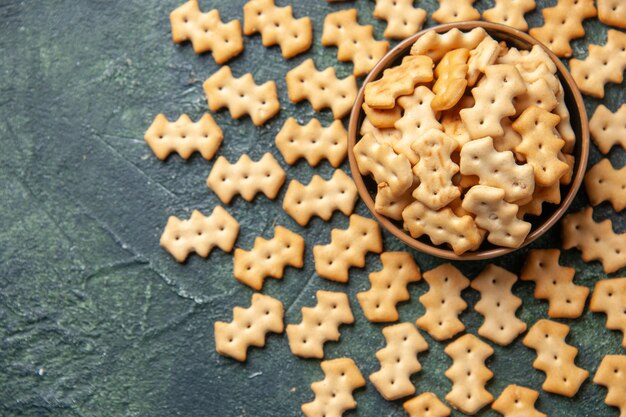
<box><xmin>347</xmin><ymin>20</ymin><xmax>590</xmax><ymax>261</ymax></box>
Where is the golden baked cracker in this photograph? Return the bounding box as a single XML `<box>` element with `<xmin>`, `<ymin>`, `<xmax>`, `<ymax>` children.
<box><xmin>403</xmin><ymin>392</ymin><xmax>451</xmax><ymax>417</ymax></box>
<box><xmin>441</xmin><ymin>95</ymin><xmax>474</xmax><ymax>149</ymax></box>
<box><xmin>282</xmin><ymin>170</ymin><xmax>357</xmax><ymax>226</ymax></box>
<box><xmin>514</xmin><ymin>77</ymin><xmax>559</xmax><ymax>115</ymax></box>
<box><xmin>357</xmin><ymin>252</ymin><xmax>421</xmax><ymax>322</ymax></box>
<box><xmin>483</xmin><ymin>0</ymin><xmax>536</xmax><ymax>31</ymax></box>
<box><xmin>170</xmin><ymin>0</ymin><xmax>243</xmax><ymax>63</ymax></box>
<box><xmin>444</xmin><ymin>333</ymin><xmax>494</xmax><ymax>415</ymax></box>
<box><xmin>513</xmin><ymin>106</ymin><xmax>569</xmax><ymax>187</ymax></box>
<box><xmin>590</xmin><ymin>104</ymin><xmax>626</xmax><ymax>154</ymax></box>
<box><xmin>593</xmin><ymin>355</ymin><xmax>626</xmax><ymax>417</ymax></box>
<box><xmin>492</xmin><ymin>385</ymin><xmax>546</xmax><ymax>417</ymax></box>
<box><xmin>374</xmin><ymin>181</ymin><xmax>417</xmax><ymax>221</ymax></box>
<box><xmin>432</xmin><ymin>0</ymin><xmax>480</xmax><ymax>23</ymax></box>
<box><xmin>460</xmin><ymin>136</ymin><xmax>535</xmax><ymax>203</ymax></box>
<box><xmin>214</xmin><ymin>293</ymin><xmax>283</xmax><ymax>362</ymax></box>
<box><xmin>522</xmin><ymin>319</ymin><xmax>589</xmax><ymax>397</ymax></box>
<box><xmin>160</xmin><ymin>207</ymin><xmax>239</xmax><ymax>262</ymax></box>
<box><xmin>403</xmin><ymin>201</ymin><xmax>483</xmax><ymax>255</ymax></box>
<box><xmin>302</xmin><ymin>358</ymin><xmax>366</xmax><ymax>417</ymax></box>
<box><xmin>233</xmin><ymin>225</ymin><xmax>304</xmax><ymax>290</ymax></box>
<box><xmin>373</xmin><ymin>0</ymin><xmax>427</xmax><ymax>39</ymax></box>
<box><xmin>467</xmin><ymin>36</ymin><xmax>501</xmax><ymax>87</ymax></box>
<box><xmin>275</xmin><ymin>118</ymin><xmax>347</xmax><ymax>168</ymax></box>
<box><xmin>321</xmin><ymin>9</ymin><xmax>389</xmax><ymax>76</ymax></box>
<box><xmin>144</xmin><ymin>113</ymin><xmax>223</xmax><ymax>160</ymax></box>
<box><xmin>361</xmin><ymin>118</ymin><xmax>402</xmax><ymax>146</ymax></box>
<box><xmin>497</xmin><ymin>45</ymin><xmax>557</xmax><ymax>74</ymax></box>
<box><xmin>362</xmin><ymin>103</ymin><xmax>402</xmax><ymax>129</ymax></box>
<box><xmin>471</xmin><ymin>264</ymin><xmax>527</xmax><ymax>346</ymax></box>
<box><xmin>590</xmin><ymin>278</ymin><xmax>626</xmax><ymax>348</ymax></box>
<box><xmin>493</xmin><ymin>117</ymin><xmax>522</xmax><ymax>153</ymax></box>
<box><xmin>585</xmin><ymin>159</ymin><xmax>626</xmax><ymax>212</ymax></box>
<box><xmin>286</xmin><ymin>58</ymin><xmax>357</xmax><ymax>119</ymax></box>
<box><xmin>354</xmin><ymin>133</ymin><xmax>413</xmax><ymax>196</ymax></box>
<box><xmin>569</xmin><ymin>29</ymin><xmax>626</xmax><ymax>98</ymax></box>
<box><xmin>370</xmin><ymin>323</ymin><xmax>429</xmax><ymax>400</ymax></box>
<box><xmin>529</xmin><ymin>0</ymin><xmax>597</xmax><ymax>58</ymax></box>
<box><xmin>554</xmin><ymin>88</ymin><xmax>576</xmax><ymax>153</ymax></box>
<box><xmin>287</xmin><ymin>290</ymin><xmax>354</xmax><ymax>359</ymax></box>
<box><xmin>460</xmin><ymin>64</ymin><xmax>527</xmax><ymax>139</ymax></box>
<box><xmin>207</xmin><ymin>152</ymin><xmax>286</xmax><ymax>204</ymax></box>
<box><xmin>314</xmin><ymin>214</ymin><xmax>383</xmax><ymax>283</ymax></box>
<box><xmin>431</xmin><ymin>48</ymin><xmax>470</xmax><ymax>111</ymax></box>
<box><xmin>410</xmin><ymin>27</ymin><xmax>487</xmax><ymax>62</ymax></box>
<box><xmin>243</xmin><ymin>0</ymin><xmax>312</xmax><ymax>59</ymax></box>
<box><xmin>416</xmin><ymin>264</ymin><xmax>469</xmax><ymax>340</ymax></box>
<box><xmin>561</xmin><ymin>207</ymin><xmax>626</xmax><ymax>274</ymax></box>
<box><xmin>203</xmin><ymin>66</ymin><xmax>279</xmax><ymax>126</ymax></box>
<box><xmin>411</xmin><ymin>129</ymin><xmax>461</xmax><ymax>210</ymax></box>
<box><xmin>598</xmin><ymin>0</ymin><xmax>626</xmax><ymax>29</ymax></box>
<box><xmin>364</xmin><ymin>55</ymin><xmax>434</xmax><ymax>110</ymax></box>
<box><xmin>516</xmin><ymin>182</ymin><xmax>561</xmax><ymax>218</ymax></box>
<box><xmin>559</xmin><ymin>152</ymin><xmax>575</xmax><ymax>185</ymax></box>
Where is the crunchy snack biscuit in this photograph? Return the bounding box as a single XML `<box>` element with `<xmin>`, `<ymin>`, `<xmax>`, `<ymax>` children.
<box><xmin>492</xmin><ymin>385</ymin><xmax>546</xmax><ymax>417</ymax></box>
<box><xmin>483</xmin><ymin>0</ymin><xmax>536</xmax><ymax>31</ymax></box>
<box><xmin>514</xmin><ymin>77</ymin><xmax>559</xmax><ymax>115</ymax></box>
<box><xmin>492</xmin><ymin>117</ymin><xmax>523</xmax><ymax>153</ymax></box>
<box><xmin>287</xmin><ymin>290</ymin><xmax>354</xmax><ymax>359</ymax></box>
<box><xmin>593</xmin><ymin>355</ymin><xmax>626</xmax><ymax>417</ymax></box>
<box><xmin>472</xmin><ymin>264</ymin><xmax>527</xmax><ymax>346</ymax></box>
<box><xmin>467</xmin><ymin>36</ymin><xmax>501</xmax><ymax>87</ymax></box>
<box><xmin>529</xmin><ymin>0</ymin><xmax>597</xmax><ymax>58</ymax></box>
<box><xmin>357</xmin><ymin>252</ymin><xmax>421</xmax><ymax>322</ymax></box>
<box><xmin>207</xmin><ymin>152</ymin><xmax>286</xmax><ymax>204</ymax></box>
<box><xmin>370</xmin><ymin>323</ymin><xmax>429</xmax><ymax>400</ymax></box>
<box><xmin>410</xmin><ymin>27</ymin><xmax>487</xmax><ymax>62</ymax></box>
<box><xmin>314</xmin><ymin>214</ymin><xmax>383</xmax><ymax>283</ymax></box>
<box><xmin>374</xmin><ymin>181</ymin><xmax>417</xmax><ymax>221</ymax></box>
<box><xmin>160</xmin><ymin>207</ymin><xmax>239</xmax><ymax>262</ymax></box>
<box><xmin>286</xmin><ymin>58</ymin><xmax>357</xmax><ymax>119</ymax></box>
<box><xmin>561</xmin><ymin>207</ymin><xmax>626</xmax><ymax>273</ymax></box>
<box><xmin>585</xmin><ymin>159</ymin><xmax>626</xmax><ymax>212</ymax></box>
<box><xmin>598</xmin><ymin>0</ymin><xmax>626</xmax><ymax>29</ymax></box>
<box><xmin>431</xmin><ymin>48</ymin><xmax>470</xmax><ymax>111</ymax></box>
<box><xmin>321</xmin><ymin>9</ymin><xmax>389</xmax><ymax>76</ymax></box>
<box><xmin>569</xmin><ymin>29</ymin><xmax>626</xmax><ymax>98</ymax></box>
<box><xmin>243</xmin><ymin>0</ymin><xmax>312</xmax><ymax>59</ymax></box>
<box><xmin>276</xmin><ymin>118</ymin><xmax>347</xmax><ymax>168</ymax></box>
<box><xmin>403</xmin><ymin>393</ymin><xmax>451</xmax><ymax>417</ymax></box>
<box><xmin>444</xmin><ymin>333</ymin><xmax>494</xmax><ymax>415</ymax></box>
<box><xmin>203</xmin><ymin>66</ymin><xmax>279</xmax><ymax>126</ymax></box>
<box><xmin>214</xmin><ymin>293</ymin><xmax>283</xmax><ymax>361</ymax></box>
<box><xmin>282</xmin><ymin>170</ymin><xmax>357</xmax><ymax>226</ymax></box>
<box><xmin>559</xmin><ymin>152</ymin><xmax>575</xmax><ymax>185</ymax></box>
<box><xmin>432</xmin><ymin>0</ymin><xmax>480</xmax><ymax>23</ymax></box>
<box><xmin>373</xmin><ymin>0</ymin><xmax>427</xmax><ymax>39</ymax></box>
<box><xmin>441</xmin><ymin>95</ymin><xmax>474</xmax><ymax>149</ymax></box>
<box><xmin>589</xmin><ymin>104</ymin><xmax>626</xmax><ymax>154</ymax></box>
<box><xmin>170</xmin><ymin>0</ymin><xmax>243</xmax><ymax>63</ymax></box>
<box><xmin>233</xmin><ymin>225</ymin><xmax>304</xmax><ymax>290</ymax></box>
<box><xmin>361</xmin><ymin>118</ymin><xmax>402</xmax><ymax>146</ymax></box>
<box><xmin>554</xmin><ymin>89</ymin><xmax>576</xmax><ymax>153</ymax></box>
<box><xmin>497</xmin><ymin>45</ymin><xmax>557</xmax><ymax>74</ymax></box>
<box><xmin>362</xmin><ymin>103</ymin><xmax>402</xmax><ymax>129</ymax></box>
<box><xmin>416</xmin><ymin>264</ymin><xmax>469</xmax><ymax>340</ymax></box>
<box><xmin>517</xmin><ymin>182</ymin><xmax>561</xmax><ymax>218</ymax></box>
<box><xmin>522</xmin><ymin>319</ymin><xmax>589</xmax><ymax>397</ymax></box>
<box><xmin>302</xmin><ymin>358</ymin><xmax>366</xmax><ymax>417</ymax></box>
<box><xmin>144</xmin><ymin>113</ymin><xmax>223</xmax><ymax>160</ymax></box>
<box><xmin>590</xmin><ymin>278</ymin><xmax>626</xmax><ymax>348</ymax></box>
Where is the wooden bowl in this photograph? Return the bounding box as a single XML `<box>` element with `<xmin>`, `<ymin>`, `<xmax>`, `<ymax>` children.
<box><xmin>347</xmin><ymin>21</ymin><xmax>589</xmax><ymax>260</ymax></box>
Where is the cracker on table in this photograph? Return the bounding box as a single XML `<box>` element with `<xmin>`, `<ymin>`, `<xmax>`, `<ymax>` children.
<box><xmin>432</xmin><ymin>0</ymin><xmax>480</xmax><ymax>23</ymax></box>
<box><xmin>590</xmin><ymin>277</ymin><xmax>626</xmax><ymax>348</ymax></box>
<box><xmin>593</xmin><ymin>355</ymin><xmax>626</xmax><ymax>417</ymax></box>
<box><xmin>275</xmin><ymin>118</ymin><xmax>347</xmax><ymax>168</ymax></box>
<box><xmin>403</xmin><ymin>392</ymin><xmax>451</xmax><ymax>417</ymax></box>
<box><xmin>589</xmin><ymin>104</ymin><xmax>626</xmax><ymax>154</ymax></box>
<box><xmin>492</xmin><ymin>385</ymin><xmax>546</xmax><ymax>417</ymax></box>
<box><xmin>585</xmin><ymin>158</ymin><xmax>626</xmax><ymax>212</ymax></box>
<box><xmin>373</xmin><ymin>0</ymin><xmax>427</xmax><ymax>39</ymax></box>
<box><xmin>483</xmin><ymin>0</ymin><xmax>536</xmax><ymax>31</ymax></box>
<box><xmin>598</xmin><ymin>0</ymin><xmax>626</xmax><ymax>29</ymax></box>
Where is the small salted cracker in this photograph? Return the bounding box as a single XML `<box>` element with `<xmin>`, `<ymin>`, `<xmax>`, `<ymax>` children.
<box><xmin>598</xmin><ymin>0</ymin><xmax>626</xmax><ymax>29</ymax></box>
<box><xmin>471</xmin><ymin>264</ymin><xmax>527</xmax><ymax>346</ymax></box>
<box><xmin>492</xmin><ymin>385</ymin><xmax>546</xmax><ymax>417</ymax></box>
<box><xmin>144</xmin><ymin>113</ymin><xmax>223</xmax><ymax>161</ymax></box>
<box><xmin>357</xmin><ymin>252</ymin><xmax>421</xmax><ymax>322</ymax></box>
<box><xmin>207</xmin><ymin>152</ymin><xmax>286</xmax><ymax>204</ymax></box>
<box><xmin>361</xmin><ymin>118</ymin><xmax>402</xmax><ymax>146</ymax></box>
<box><xmin>362</xmin><ymin>103</ymin><xmax>402</xmax><ymax>129</ymax></box>
<box><xmin>585</xmin><ymin>159</ymin><xmax>626</xmax><ymax>212</ymax></box>
<box><xmin>214</xmin><ymin>293</ymin><xmax>283</xmax><ymax>362</ymax></box>
<box><xmin>321</xmin><ymin>9</ymin><xmax>389</xmax><ymax>76</ymax></box>
<box><xmin>492</xmin><ymin>117</ymin><xmax>522</xmax><ymax>153</ymax></box>
<box><xmin>276</xmin><ymin>118</ymin><xmax>347</xmax><ymax>167</ymax></box>
<box><xmin>283</xmin><ymin>170</ymin><xmax>357</xmax><ymax>226</ymax></box>
<box><xmin>375</xmin><ymin>181</ymin><xmax>416</xmax><ymax>221</ymax></box>
<box><xmin>569</xmin><ymin>29</ymin><xmax>626</xmax><ymax>98</ymax></box>
<box><xmin>286</xmin><ymin>58</ymin><xmax>357</xmax><ymax>119</ymax></box>
<box><xmin>467</xmin><ymin>36</ymin><xmax>501</xmax><ymax>87</ymax></box>
<box><xmin>431</xmin><ymin>48</ymin><xmax>470</xmax><ymax>111</ymax></box>
<box><xmin>590</xmin><ymin>104</ymin><xmax>626</xmax><ymax>154</ymax></box>
<box><xmin>243</xmin><ymin>0</ymin><xmax>312</xmax><ymax>59</ymax></box>
<box><xmin>302</xmin><ymin>358</ymin><xmax>366</xmax><ymax>417</ymax></box>
<box><xmin>160</xmin><ymin>206</ymin><xmax>239</xmax><ymax>262</ymax></box>
<box><xmin>529</xmin><ymin>0</ymin><xmax>597</xmax><ymax>58</ymax></box>
<box><xmin>370</xmin><ymin>323</ymin><xmax>429</xmax><ymax>401</ymax></box>
<box><xmin>233</xmin><ymin>225</ymin><xmax>304</xmax><ymax>290</ymax></box>
<box><xmin>514</xmin><ymin>77</ymin><xmax>559</xmax><ymax>115</ymax></box>
<box><xmin>590</xmin><ymin>278</ymin><xmax>626</xmax><ymax>348</ymax></box>
<box><xmin>521</xmin><ymin>249</ymin><xmax>589</xmax><ymax>318</ymax></box>
<box><xmin>594</xmin><ymin>355</ymin><xmax>626</xmax><ymax>417</ymax></box>
<box><xmin>441</xmin><ymin>95</ymin><xmax>474</xmax><ymax>149</ymax></box>
<box><xmin>416</xmin><ymin>264</ymin><xmax>469</xmax><ymax>341</ymax></box>
<box><xmin>483</xmin><ymin>0</ymin><xmax>536</xmax><ymax>31</ymax></box>
<box><xmin>444</xmin><ymin>333</ymin><xmax>494</xmax><ymax>415</ymax></box>
<box><xmin>410</xmin><ymin>27</ymin><xmax>487</xmax><ymax>62</ymax></box>
<box><xmin>314</xmin><ymin>214</ymin><xmax>383</xmax><ymax>283</ymax></box>
<box><xmin>561</xmin><ymin>207</ymin><xmax>626</xmax><ymax>273</ymax></box>
<box><xmin>432</xmin><ymin>0</ymin><xmax>480</xmax><ymax>23</ymax></box>
<box><xmin>287</xmin><ymin>290</ymin><xmax>354</xmax><ymax>359</ymax></box>
<box><xmin>373</xmin><ymin>0</ymin><xmax>427</xmax><ymax>39</ymax></box>
<box><xmin>403</xmin><ymin>393</ymin><xmax>451</xmax><ymax>417</ymax></box>
<box><xmin>170</xmin><ymin>0</ymin><xmax>243</xmax><ymax>63</ymax></box>
<box><xmin>517</xmin><ymin>182</ymin><xmax>562</xmax><ymax>218</ymax></box>
<box><xmin>522</xmin><ymin>319</ymin><xmax>589</xmax><ymax>397</ymax></box>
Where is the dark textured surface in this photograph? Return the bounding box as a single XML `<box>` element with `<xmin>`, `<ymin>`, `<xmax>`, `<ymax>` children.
<box><xmin>0</xmin><ymin>1</ymin><xmax>624</xmax><ymax>416</ymax></box>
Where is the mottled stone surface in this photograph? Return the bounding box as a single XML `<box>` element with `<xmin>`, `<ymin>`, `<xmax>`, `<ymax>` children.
<box><xmin>0</xmin><ymin>1</ymin><xmax>624</xmax><ymax>416</ymax></box>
